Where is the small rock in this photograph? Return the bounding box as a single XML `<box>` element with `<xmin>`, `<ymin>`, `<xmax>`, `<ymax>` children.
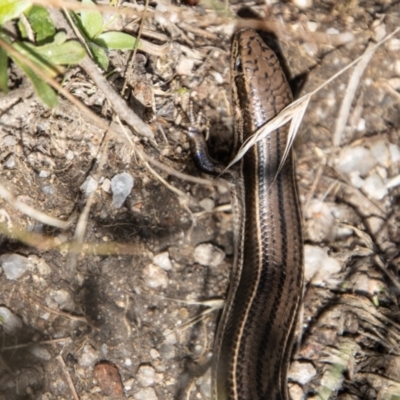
<box><xmin>0</xmin><ymin>306</ymin><xmax>23</xmax><ymax>334</ymax></box>
<box><xmin>159</xmin><ymin>344</ymin><xmax>175</xmax><ymax>360</ymax></box>
<box><xmin>288</xmin><ymin>361</ymin><xmax>317</xmax><ymax>385</ymax></box>
<box><xmin>80</xmin><ymin>176</ymin><xmax>98</xmax><ymax>196</ymax></box>
<box><xmin>288</xmin><ymin>383</ymin><xmax>304</xmax><ymax>400</ymax></box>
<box><xmin>78</xmin><ymin>344</ymin><xmax>99</xmax><ymax>367</ymax></box>
<box><xmin>387</xmin><ymin>38</ymin><xmax>400</xmax><ymax>52</ymax></box>
<box><xmin>176</xmin><ymin>57</ymin><xmax>194</xmax><ymax>76</ymax></box>
<box><xmin>193</xmin><ymin>243</ymin><xmax>224</xmax><ymax>267</ymax></box>
<box><xmin>389</xmin><ymin>144</ymin><xmax>400</xmax><ymax>163</ymax></box>
<box><xmin>142</xmin><ymin>264</ymin><xmax>168</xmax><ymax>289</ymax></box>
<box><xmin>47</xmin><ymin>289</ymin><xmax>75</xmax><ymax>311</ymax></box>
<box><xmin>199</xmin><ymin>368</ymin><xmax>212</xmax><ymax>398</ymax></box>
<box><xmin>30</xmin><ymin>256</ymin><xmax>52</xmax><ymax>275</ymax></box>
<box><xmin>3</xmin><ymin>135</ymin><xmax>17</xmax><ymax>146</ymax></box>
<box><xmin>362</xmin><ymin>173</ymin><xmax>388</xmax><ymax>200</ymax></box>
<box><xmin>124</xmin><ymin>358</ymin><xmax>132</xmax><ymax>367</ymax></box>
<box><xmin>124</xmin><ymin>377</ymin><xmax>135</xmax><ymax>391</ymax></box>
<box><xmin>93</xmin><ymin>361</ymin><xmax>124</xmax><ymax>397</ymax></box>
<box><xmin>0</xmin><ymin>253</ymin><xmax>33</xmax><ymax>280</ymax></box>
<box><xmin>292</xmin><ymin>0</ymin><xmax>312</xmax><ymax>8</ymax></box>
<box><xmin>335</xmin><ymin>146</ymin><xmax>376</xmax><ymax>176</ymax></box>
<box><xmin>370</xmin><ymin>140</ymin><xmax>390</xmax><ymax>167</ymax></box>
<box><xmin>134</xmin><ymin>387</ymin><xmax>158</xmax><ymax>400</ymax></box>
<box><xmin>305</xmin><ymin>200</ymin><xmax>335</xmax><ymax>242</ymax></box>
<box><xmin>304</xmin><ymin>245</ymin><xmax>341</xmax><ymax>285</ymax></box>
<box><xmin>163</xmin><ymin>329</ymin><xmax>177</xmax><ymax>345</ymax></box>
<box><xmin>4</xmin><ymin>155</ymin><xmax>15</xmax><ymax>169</ymax></box>
<box><xmin>150</xmin><ymin>349</ymin><xmax>160</xmax><ymax>359</ymax></box>
<box><xmin>29</xmin><ymin>345</ymin><xmax>52</xmax><ymax>361</ymax></box>
<box><xmin>137</xmin><ymin>365</ymin><xmax>155</xmax><ymax>387</ymax></box>
<box><xmin>101</xmin><ymin>344</ymin><xmax>108</xmax><ymax>356</ymax></box>
<box><xmin>199</xmin><ymin>198</ymin><xmax>215</xmax><ymax>212</ymax></box>
<box><xmin>153</xmin><ymin>252</ymin><xmax>172</xmax><ymax>271</ymax></box>
<box><xmin>111</xmin><ymin>172</ymin><xmax>134</xmax><ymax>208</ymax></box>
<box><xmin>101</xmin><ymin>178</ymin><xmax>111</xmax><ymax>193</ymax></box>
<box><xmin>41</xmin><ymin>184</ymin><xmax>55</xmax><ymax>196</ymax></box>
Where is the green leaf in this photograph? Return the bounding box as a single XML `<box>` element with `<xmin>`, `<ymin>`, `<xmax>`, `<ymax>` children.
<box><xmin>24</xmin><ymin>5</ymin><xmax>55</xmax><ymax>43</ymax></box>
<box><xmin>0</xmin><ymin>0</ymin><xmax>31</xmax><ymax>25</ymax></box>
<box><xmin>95</xmin><ymin>31</ymin><xmax>138</xmax><ymax>50</ymax></box>
<box><xmin>12</xmin><ymin>41</ymin><xmax>63</xmax><ymax>78</ymax></box>
<box><xmin>11</xmin><ymin>34</ymin><xmax>85</xmax><ymax>78</ymax></box>
<box><xmin>28</xmin><ymin>35</ymin><xmax>86</xmax><ymax>65</ymax></box>
<box><xmin>14</xmin><ymin>57</ymin><xmax>58</xmax><ymax>107</ymax></box>
<box><xmin>80</xmin><ymin>0</ymin><xmax>103</xmax><ymax>40</ymax></box>
<box><xmin>0</xmin><ymin>46</ymin><xmax>9</xmax><ymax>93</ymax></box>
<box><xmin>17</xmin><ymin>17</ymin><xmax>28</xmax><ymax>39</ymax></box>
<box><xmin>88</xmin><ymin>41</ymin><xmax>108</xmax><ymax>70</ymax></box>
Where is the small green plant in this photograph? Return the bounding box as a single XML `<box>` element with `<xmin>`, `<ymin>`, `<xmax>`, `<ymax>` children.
<box><xmin>0</xmin><ymin>1</ymin><xmax>85</xmax><ymax>106</ymax></box>
<box><xmin>72</xmin><ymin>0</ymin><xmax>140</xmax><ymax>71</ymax></box>
<box><xmin>0</xmin><ymin>0</ymin><xmax>140</xmax><ymax>107</ymax></box>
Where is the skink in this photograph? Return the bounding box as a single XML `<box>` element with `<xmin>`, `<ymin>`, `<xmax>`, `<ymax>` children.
<box><xmin>188</xmin><ymin>28</ymin><xmax>303</xmax><ymax>400</ymax></box>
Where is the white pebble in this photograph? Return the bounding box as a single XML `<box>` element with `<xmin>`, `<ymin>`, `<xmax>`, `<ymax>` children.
<box><xmin>0</xmin><ymin>306</ymin><xmax>23</xmax><ymax>334</ymax></box>
<box><xmin>142</xmin><ymin>264</ymin><xmax>168</xmax><ymax>289</ymax></box>
<box><xmin>292</xmin><ymin>0</ymin><xmax>312</xmax><ymax>8</ymax></box>
<box><xmin>153</xmin><ymin>252</ymin><xmax>172</xmax><ymax>271</ymax></box>
<box><xmin>150</xmin><ymin>349</ymin><xmax>160</xmax><ymax>359</ymax></box>
<box><xmin>78</xmin><ymin>344</ymin><xmax>99</xmax><ymax>367</ymax></box>
<box><xmin>304</xmin><ymin>245</ymin><xmax>341</xmax><ymax>285</ymax></box>
<box><xmin>326</xmin><ymin>27</ymin><xmax>339</xmax><ymax>35</ymax></box>
<box><xmin>370</xmin><ymin>140</ymin><xmax>390</xmax><ymax>167</ymax></box>
<box><xmin>30</xmin><ymin>256</ymin><xmax>51</xmax><ymax>275</ymax></box>
<box><xmin>80</xmin><ymin>176</ymin><xmax>98</xmax><ymax>196</ymax></box>
<box><xmin>306</xmin><ymin>21</ymin><xmax>318</xmax><ymax>32</ymax></box>
<box><xmin>199</xmin><ymin>198</ymin><xmax>215</xmax><ymax>212</ymax></box>
<box><xmin>362</xmin><ymin>173</ymin><xmax>388</xmax><ymax>200</ymax></box>
<box><xmin>3</xmin><ymin>135</ymin><xmax>17</xmax><ymax>146</ymax></box>
<box><xmin>193</xmin><ymin>243</ymin><xmax>224</xmax><ymax>267</ymax></box>
<box><xmin>0</xmin><ymin>253</ymin><xmax>33</xmax><ymax>280</ymax></box>
<box><xmin>124</xmin><ymin>358</ymin><xmax>132</xmax><ymax>367</ymax></box>
<box><xmin>47</xmin><ymin>289</ymin><xmax>75</xmax><ymax>311</ymax></box>
<box><xmin>389</xmin><ymin>144</ymin><xmax>400</xmax><ymax>163</ymax></box>
<box><xmin>111</xmin><ymin>172</ymin><xmax>134</xmax><ymax>208</ymax></box>
<box><xmin>289</xmin><ymin>383</ymin><xmax>304</xmax><ymax>400</ymax></box>
<box><xmin>176</xmin><ymin>57</ymin><xmax>194</xmax><ymax>76</ymax></box>
<box><xmin>288</xmin><ymin>361</ymin><xmax>317</xmax><ymax>385</ymax></box>
<box><xmin>101</xmin><ymin>178</ymin><xmax>111</xmax><ymax>193</ymax></box>
<box><xmin>29</xmin><ymin>345</ymin><xmax>52</xmax><ymax>361</ymax></box>
<box><xmin>387</xmin><ymin>38</ymin><xmax>400</xmax><ymax>52</ymax></box>
<box><xmin>335</xmin><ymin>146</ymin><xmax>376</xmax><ymax>176</ymax></box>
<box><xmin>394</xmin><ymin>60</ymin><xmax>400</xmax><ymax>75</ymax></box>
<box><xmin>134</xmin><ymin>387</ymin><xmax>158</xmax><ymax>400</ymax></box>
<box><xmin>124</xmin><ymin>377</ymin><xmax>135</xmax><ymax>391</ymax></box>
<box><xmin>4</xmin><ymin>156</ymin><xmax>15</xmax><ymax>169</ymax></box>
<box><xmin>137</xmin><ymin>365</ymin><xmax>155</xmax><ymax>387</ymax></box>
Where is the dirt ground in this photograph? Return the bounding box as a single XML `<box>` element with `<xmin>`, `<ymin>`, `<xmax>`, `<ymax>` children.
<box><xmin>1</xmin><ymin>0</ymin><xmax>400</xmax><ymax>399</ymax></box>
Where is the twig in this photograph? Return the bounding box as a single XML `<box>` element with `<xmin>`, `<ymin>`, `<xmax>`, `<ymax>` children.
<box><xmin>66</xmin><ymin>124</ymin><xmax>111</xmax><ymax>276</ymax></box>
<box><xmin>121</xmin><ymin>0</ymin><xmax>150</xmax><ymax>96</ymax></box>
<box><xmin>56</xmin><ymin>355</ymin><xmax>80</xmax><ymax>400</ymax></box>
<box><xmin>0</xmin><ymin>182</ymin><xmax>71</xmax><ymax>229</ymax></box>
<box><xmin>333</xmin><ymin>42</ymin><xmax>377</xmax><ymax>146</ymax></box>
<box><xmin>1</xmin><ymin>337</ymin><xmax>70</xmax><ymax>351</ymax></box>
